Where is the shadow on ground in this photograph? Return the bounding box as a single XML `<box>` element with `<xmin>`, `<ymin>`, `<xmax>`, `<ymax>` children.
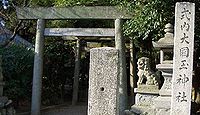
<box><xmin>16</xmin><ymin>102</ymin><xmax>87</xmax><ymax>115</ymax></box>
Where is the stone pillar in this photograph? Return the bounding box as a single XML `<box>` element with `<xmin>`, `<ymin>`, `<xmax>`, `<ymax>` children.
<box><xmin>31</xmin><ymin>19</ymin><xmax>45</xmax><ymax>115</ymax></box>
<box><xmin>88</xmin><ymin>47</ymin><xmax>120</xmax><ymax>115</ymax></box>
<box><xmin>72</xmin><ymin>39</ymin><xmax>81</xmax><ymax>105</ymax></box>
<box><xmin>115</xmin><ymin>18</ymin><xmax>128</xmax><ymax>115</ymax></box>
<box><xmin>171</xmin><ymin>2</ymin><xmax>195</xmax><ymax>115</ymax></box>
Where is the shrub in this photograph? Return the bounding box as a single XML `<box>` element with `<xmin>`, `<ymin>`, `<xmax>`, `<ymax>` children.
<box><xmin>0</xmin><ymin>45</ymin><xmax>34</xmax><ymax>105</ymax></box>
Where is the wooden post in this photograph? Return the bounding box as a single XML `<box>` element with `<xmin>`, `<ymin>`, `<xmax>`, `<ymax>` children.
<box><xmin>115</xmin><ymin>18</ymin><xmax>127</xmax><ymax>115</ymax></box>
<box><xmin>72</xmin><ymin>39</ymin><xmax>81</xmax><ymax>105</ymax></box>
<box><xmin>31</xmin><ymin>19</ymin><xmax>45</xmax><ymax>115</ymax></box>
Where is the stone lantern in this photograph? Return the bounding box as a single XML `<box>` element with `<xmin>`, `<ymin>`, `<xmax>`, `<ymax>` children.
<box><xmin>125</xmin><ymin>24</ymin><xmax>174</xmax><ymax>115</ymax></box>
<box><xmin>153</xmin><ymin>23</ymin><xmax>174</xmax><ymax>114</ymax></box>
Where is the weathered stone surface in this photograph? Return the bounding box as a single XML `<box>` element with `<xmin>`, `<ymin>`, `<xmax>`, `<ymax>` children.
<box><xmin>134</xmin><ymin>85</ymin><xmax>159</xmax><ymax>107</ymax></box>
<box><xmin>171</xmin><ymin>2</ymin><xmax>195</xmax><ymax>115</ymax></box>
<box><xmin>154</xmin><ymin>23</ymin><xmax>174</xmax><ymax>49</ymax></box>
<box><xmin>88</xmin><ymin>47</ymin><xmax>119</xmax><ymax>115</ymax></box>
<box><xmin>154</xmin><ymin>96</ymin><xmax>171</xmax><ymax>109</ymax></box>
<box><xmin>31</xmin><ymin>19</ymin><xmax>45</xmax><ymax>115</ymax></box>
<box><xmin>115</xmin><ymin>19</ymin><xmax>128</xmax><ymax>115</ymax></box>
<box><xmin>135</xmin><ymin>93</ymin><xmax>158</xmax><ymax>106</ymax></box>
<box><xmin>137</xmin><ymin>57</ymin><xmax>161</xmax><ymax>87</ymax></box>
<box><xmin>125</xmin><ymin>57</ymin><xmax>160</xmax><ymax>115</ymax></box>
<box><xmin>136</xmin><ymin>85</ymin><xmax>159</xmax><ymax>94</ymax></box>
<box><xmin>153</xmin><ymin>23</ymin><xmax>174</xmax><ymax>115</ymax></box>
<box><xmin>156</xmin><ymin>64</ymin><xmax>173</xmax><ymax>96</ymax></box>
<box><xmin>155</xmin><ymin>108</ymin><xmax>170</xmax><ymax>115</ymax></box>
<box><xmin>16</xmin><ymin>6</ymin><xmax>132</xmax><ymax>19</ymax></box>
<box><xmin>126</xmin><ymin>87</ymin><xmax>159</xmax><ymax>115</ymax></box>
<box><xmin>130</xmin><ymin>106</ymin><xmax>154</xmax><ymax>115</ymax></box>
<box><xmin>44</xmin><ymin>28</ymin><xmax>115</xmax><ymax>37</ymax></box>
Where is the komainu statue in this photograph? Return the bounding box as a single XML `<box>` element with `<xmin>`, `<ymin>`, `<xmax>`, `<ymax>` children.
<box><xmin>137</xmin><ymin>57</ymin><xmax>161</xmax><ymax>87</ymax></box>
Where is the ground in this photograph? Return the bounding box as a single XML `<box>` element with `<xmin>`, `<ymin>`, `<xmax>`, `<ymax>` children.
<box><xmin>16</xmin><ymin>102</ymin><xmax>87</xmax><ymax>115</ymax></box>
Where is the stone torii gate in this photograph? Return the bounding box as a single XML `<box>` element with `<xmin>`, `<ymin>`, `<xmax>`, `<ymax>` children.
<box><xmin>16</xmin><ymin>6</ymin><xmax>132</xmax><ymax>115</ymax></box>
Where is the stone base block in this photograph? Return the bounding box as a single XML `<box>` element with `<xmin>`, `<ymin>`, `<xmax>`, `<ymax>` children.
<box><xmin>135</xmin><ymin>93</ymin><xmax>158</xmax><ymax>106</ymax></box>
<box><xmin>155</xmin><ymin>108</ymin><xmax>170</xmax><ymax>115</ymax></box>
<box><xmin>153</xmin><ymin>96</ymin><xmax>171</xmax><ymax>109</ymax></box>
<box><xmin>159</xmin><ymin>90</ymin><xmax>171</xmax><ymax>96</ymax></box>
<box><xmin>125</xmin><ymin>106</ymin><xmax>171</xmax><ymax>115</ymax></box>
<box><xmin>125</xmin><ymin>105</ymin><xmax>157</xmax><ymax>115</ymax></box>
<box><xmin>136</xmin><ymin>85</ymin><xmax>159</xmax><ymax>94</ymax></box>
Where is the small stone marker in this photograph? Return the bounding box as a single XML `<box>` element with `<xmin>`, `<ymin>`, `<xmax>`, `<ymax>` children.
<box><xmin>171</xmin><ymin>2</ymin><xmax>195</xmax><ymax>115</ymax></box>
<box><xmin>88</xmin><ymin>47</ymin><xmax>119</xmax><ymax>115</ymax></box>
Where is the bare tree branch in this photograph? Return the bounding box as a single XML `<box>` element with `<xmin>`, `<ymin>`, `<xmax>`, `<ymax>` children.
<box><xmin>0</xmin><ymin>0</ymin><xmax>30</xmax><ymax>48</ymax></box>
<box><xmin>0</xmin><ymin>20</ymin><xmax>23</xmax><ymax>48</ymax></box>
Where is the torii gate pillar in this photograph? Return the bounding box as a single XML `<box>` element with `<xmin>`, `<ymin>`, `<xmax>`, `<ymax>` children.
<box><xmin>31</xmin><ymin>19</ymin><xmax>45</xmax><ymax>115</ymax></box>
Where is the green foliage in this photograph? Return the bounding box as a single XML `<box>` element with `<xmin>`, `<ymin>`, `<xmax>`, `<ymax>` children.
<box><xmin>0</xmin><ymin>38</ymin><xmax>76</xmax><ymax>105</ymax></box>
<box><xmin>42</xmin><ymin>38</ymin><xmax>75</xmax><ymax>105</ymax></box>
<box><xmin>123</xmin><ymin>0</ymin><xmax>173</xmax><ymax>40</ymax></box>
<box><xmin>29</xmin><ymin>0</ymin><xmax>55</xmax><ymax>6</ymax></box>
<box><xmin>116</xmin><ymin>0</ymin><xmax>174</xmax><ymax>62</ymax></box>
<box><xmin>53</xmin><ymin>0</ymin><xmax>119</xmax><ymax>6</ymax></box>
<box><xmin>0</xmin><ymin>45</ymin><xmax>34</xmax><ymax>102</ymax></box>
<box><xmin>54</xmin><ymin>0</ymin><xmax>96</xmax><ymax>6</ymax></box>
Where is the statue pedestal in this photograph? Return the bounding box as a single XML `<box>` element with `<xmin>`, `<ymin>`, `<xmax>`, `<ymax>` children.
<box><xmin>135</xmin><ymin>85</ymin><xmax>159</xmax><ymax>106</ymax></box>
<box><xmin>125</xmin><ymin>85</ymin><xmax>159</xmax><ymax>115</ymax></box>
<box><xmin>153</xmin><ymin>64</ymin><xmax>173</xmax><ymax>115</ymax></box>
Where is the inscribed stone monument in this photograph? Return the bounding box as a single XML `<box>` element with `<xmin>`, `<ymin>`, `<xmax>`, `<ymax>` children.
<box><xmin>171</xmin><ymin>2</ymin><xmax>195</xmax><ymax>115</ymax></box>
<box><xmin>88</xmin><ymin>47</ymin><xmax>119</xmax><ymax>115</ymax></box>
